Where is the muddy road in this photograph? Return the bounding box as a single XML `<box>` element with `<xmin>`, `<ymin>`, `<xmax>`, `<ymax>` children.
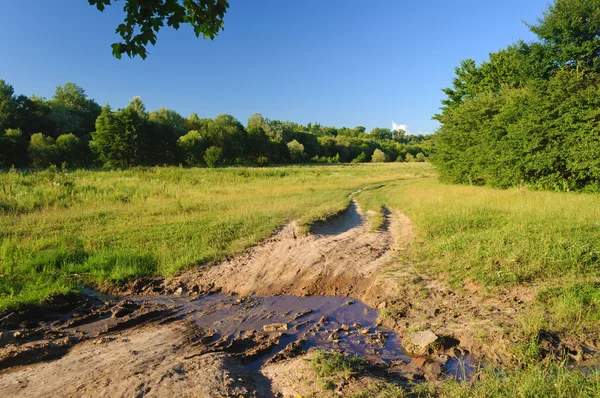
<box><xmin>0</xmin><ymin>199</ymin><xmax>478</xmax><ymax>397</ymax></box>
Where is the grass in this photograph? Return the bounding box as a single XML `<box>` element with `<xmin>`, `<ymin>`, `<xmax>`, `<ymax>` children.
<box><xmin>415</xmin><ymin>362</ymin><xmax>600</xmax><ymax>398</ymax></box>
<box><xmin>311</xmin><ymin>350</ymin><xmax>368</xmax><ymax>379</ymax></box>
<box><xmin>3</xmin><ymin>162</ymin><xmax>600</xmax><ymax>395</ymax></box>
<box><xmin>356</xmin><ymin>178</ymin><xmax>600</xmax><ymax>286</ymax></box>
<box><xmin>0</xmin><ymin>163</ymin><xmax>433</xmax><ymax>311</ymax></box>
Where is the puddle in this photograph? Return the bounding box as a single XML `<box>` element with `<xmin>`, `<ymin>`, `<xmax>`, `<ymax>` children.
<box><xmin>2</xmin><ymin>289</ymin><xmax>475</xmax><ymax>382</ymax></box>
<box><xmin>160</xmin><ymin>294</ymin><xmax>407</xmax><ymax>368</ymax></box>
<box><xmin>311</xmin><ymin>200</ymin><xmax>363</xmax><ymax>235</ymax></box>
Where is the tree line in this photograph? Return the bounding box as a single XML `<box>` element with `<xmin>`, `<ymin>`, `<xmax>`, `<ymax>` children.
<box><xmin>434</xmin><ymin>0</ymin><xmax>600</xmax><ymax>192</ymax></box>
<box><xmin>0</xmin><ymin>81</ymin><xmax>431</xmax><ymax>169</ymax></box>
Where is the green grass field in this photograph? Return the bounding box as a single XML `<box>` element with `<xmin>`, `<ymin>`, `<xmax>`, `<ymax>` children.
<box><xmin>2</xmin><ymin>162</ymin><xmax>600</xmax><ymax>395</ymax></box>
<box><xmin>0</xmin><ymin>163</ymin><xmax>433</xmax><ymax>311</ymax></box>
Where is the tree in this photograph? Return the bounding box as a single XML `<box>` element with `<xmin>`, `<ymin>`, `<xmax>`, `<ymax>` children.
<box><xmin>204</xmin><ymin>114</ymin><xmax>246</xmax><ymax>163</ymax></box>
<box><xmin>90</xmin><ymin>105</ymin><xmax>137</xmax><ymax>167</ymax></box>
<box><xmin>416</xmin><ymin>152</ymin><xmax>426</xmax><ymax>162</ymax></box>
<box><xmin>147</xmin><ymin>107</ymin><xmax>186</xmax><ymax>164</ymax></box>
<box><xmin>528</xmin><ymin>0</ymin><xmax>600</xmax><ymax>74</ymax></box>
<box><xmin>287</xmin><ymin>140</ymin><xmax>305</xmax><ymax>162</ymax></box>
<box><xmin>56</xmin><ymin>133</ymin><xmax>83</xmax><ymax>167</ymax></box>
<box><xmin>50</xmin><ymin>82</ymin><xmax>101</xmax><ymax>137</ymax></box>
<box><xmin>88</xmin><ymin>0</ymin><xmax>230</xmax><ymax>59</ymax></box>
<box><xmin>204</xmin><ymin>145</ymin><xmax>222</xmax><ymax>168</ymax></box>
<box><xmin>0</xmin><ymin>128</ymin><xmax>26</xmax><ymax>167</ymax></box>
<box><xmin>29</xmin><ymin>133</ymin><xmax>58</xmax><ymax>168</ymax></box>
<box><xmin>371</xmin><ymin>148</ymin><xmax>387</xmax><ymax>163</ymax></box>
<box><xmin>369</xmin><ymin>128</ymin><xmax>392</xmax><ymax>140</ymax></box>
<box><xmin>177</xmin><ymin>130</ymin><xmax>206</xmax><ymax>166</ymax></box>
<box><xmin>352</xmin><ymin>152</ymin><xmax>367</xmax><ymax>163</ymax></box>
<box><xmin>0</xmin><ymin>80</ymin><xmax>17</xmax><ymax>133</ymax></box>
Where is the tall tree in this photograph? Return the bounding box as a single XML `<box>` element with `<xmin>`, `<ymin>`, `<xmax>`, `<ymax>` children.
<box><xmin>90</xmin><ymin>105</ymin><xmax>137</xmax><ymax>167</ymax></box>
<box><xmin>528</xmin><ymin>0</ymin><xmax>600</xmax><ymax>74</ymax></box>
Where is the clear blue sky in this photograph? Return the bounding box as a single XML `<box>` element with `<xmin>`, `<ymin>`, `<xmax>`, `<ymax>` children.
<box><xmin>1</xmin><ymin>0</ymin><xmax>549</xmax><ymax>133</ymax></box>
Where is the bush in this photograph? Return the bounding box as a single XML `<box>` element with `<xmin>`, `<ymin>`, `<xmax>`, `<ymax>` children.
<box><xmin>29</xmin><ymin>133</ymin><xmax>58</xmax><ymax>168</ymax></box>
<box><xmin>204</xmin><ymin>145</ymin><xmax>222</xmax><ymax>168</ymax></box>
<box><xmin>56</xmin><ymin>133</ymin><xmax>83</xmax><ymax>167</ymax></box>
<box><xmin>416</xmin><ymin>152</ymin><xmax>426</xmax><ymax>162</ymax></box>
<box><xmin>177</xmin><ymin>130</ymin><xmax>205</xmax><ymax>166</ymax></box>
<box><xmin>287</xmin><ymin>139</ymin><xmax>305</xmax><ymax>163</ymax></box>
<box><xmin>371</xmin><ymin>148</ymin><xmax>387</xmax><ymax>163</ymax></box>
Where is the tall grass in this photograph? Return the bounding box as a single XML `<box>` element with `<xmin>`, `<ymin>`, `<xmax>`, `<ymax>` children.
<box><xmin>356</xmin><ymin>178</ymin><xmax>600</xmax><ymax>285</ymax></box>
<box><xmin>0</xmin><ymin>163</ymin><xmax>433</xmax><ymax>311</ymax></box>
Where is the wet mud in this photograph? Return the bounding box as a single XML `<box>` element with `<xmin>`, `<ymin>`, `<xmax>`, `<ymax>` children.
<box><xmin>0</xmin><ymin>198</ymin><xmax>480</xmax><ymax>397</ymax></box>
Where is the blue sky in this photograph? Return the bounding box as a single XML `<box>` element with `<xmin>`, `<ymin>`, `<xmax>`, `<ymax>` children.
<box><xmin>1</xmin><ymin>0</ymin><xmax>549</xmax><ymax>133</ymax></box>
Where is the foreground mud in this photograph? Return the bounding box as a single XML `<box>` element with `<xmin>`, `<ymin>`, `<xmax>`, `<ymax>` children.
<box><xmin>2</xmin><ymin>198</ymin><xmax>595</xmax><ymax>396</ymax></box>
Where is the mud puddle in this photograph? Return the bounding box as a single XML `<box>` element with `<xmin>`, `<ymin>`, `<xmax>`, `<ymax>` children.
<box><xmin>68</xmin><ymin>291</ymin><xmax>473</xmax><ymax>377</ymax></box>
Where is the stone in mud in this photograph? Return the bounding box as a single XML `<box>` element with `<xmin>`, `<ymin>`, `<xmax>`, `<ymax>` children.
<box><xmin>174</xmin><ymin>287</ymin><xmax>186</xmax><ymax>296</ymax></box>
<box><xmin>411</xmin><ymin>357</ymin><xmax>427</xmax><ymax>368</ymax></box>
<box><xmin>341</xmin><ymin>300</ymin><xmax>355</xmax><ymax>307</ymax></box>
<box><xmin>263</xmin><ymin>323</ymin><xmax>288</xmax><ymax>332</ymax></box>
<box><xmin>410</xmin><ymin>330</ymin><xmax>438</xmax><ymax>349</ymax></box>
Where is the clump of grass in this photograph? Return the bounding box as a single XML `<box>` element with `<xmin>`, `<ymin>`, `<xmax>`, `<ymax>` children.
<box><xmin>536</xmin><ymin>282</ymin><xmax>600</xmax><ymax>333</ymax></box>
<box><xmin>311</xmin><ymin>350</ymin><xmax>367</xmax><ymax>379</ymax></box>
<box><xmin>415</xmin><ymin>362</ymin><xmax>600</xmax><ymax>397</ymax></box>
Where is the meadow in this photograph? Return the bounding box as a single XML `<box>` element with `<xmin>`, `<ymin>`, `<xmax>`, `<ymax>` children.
<box><xmin>0</xmin><ymin>163</ymin><xmax>433</xmax><ymax>311</ymax></box>
<box><xmin>2</xmin><ymin>162</ymin><xmax>600</xmax><ymax>395</ymax></box>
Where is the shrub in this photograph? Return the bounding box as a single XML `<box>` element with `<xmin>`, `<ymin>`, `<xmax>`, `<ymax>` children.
<box><xmin>204</xmin><ymin>145</ymin><xmax>222</xmax><ymax>168</ymax></box>
<box><xmin>287</xmin><ymin>139</ymin><xmax>305</xmax><ymax>163</ymax></box>
<box><xmin>29</xmin><ymin>133</ymin><xmax>58</xmax><ymax>168</ymax></box>
<box><xmin>371</xmin><ymin>148</ymin><xmax>387</xmax><ymax>163</ymax></box>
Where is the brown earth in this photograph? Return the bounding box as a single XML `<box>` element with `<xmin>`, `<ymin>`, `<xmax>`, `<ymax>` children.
<box><xmin>0</xmin><ymin>199</ymin><xmax>597</xmax><ymax>397</ymax></box>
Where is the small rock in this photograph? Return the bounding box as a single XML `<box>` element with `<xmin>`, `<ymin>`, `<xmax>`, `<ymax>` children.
<box><xmin>340</xmin><ymin>324</ymin><xmax>350</xmax><ymax>332</ymax></box>
<box><xmin>409</xmin><ymin>330</ymin><xmax>438</xmax><ymax>349</ymax></box>
<box><xmin>358</xmin><ymin>328</ymin><xmax>371</xmax><ymax>335</ymax></box>
<box><xmin>341</xmin><ymin>300</ymin><xmax>355</xmax><ymax>307</ymax></box>
<box><xmin>411</xmin><ymin>357</ymin><xmax>427</xmax><ymax>368</ymax></box>
<box><xmin>378</xmin><ymin>301</ymin><xmax>387</xmax><ymax>310</ymax></box>
<box><xmin>263</xmin><ymin>323</ymin><xmax>288</xmax><ymax>332</ymax></box>
<box><xmin>174</xmin><ymin>287</ymin><xmax>187</xmax><ymax>296</ymax></box>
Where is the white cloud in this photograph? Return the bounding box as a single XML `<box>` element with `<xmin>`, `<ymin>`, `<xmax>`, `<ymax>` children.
<box><xmin>392</xmin><ymin>121</ymin><xmax>430</xmax><ymax>135</ymax></box>
<box><xmin>392</xmin><ymin>121</ymin><xmax>408</xmax><ymax>133</ymax></box>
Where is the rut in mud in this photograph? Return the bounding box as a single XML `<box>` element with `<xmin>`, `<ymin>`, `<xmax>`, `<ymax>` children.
<box><xmin>118</xmin><ymin>199</ymin><xmax>400</xmax><ymax>302</ymax></box>
<box><xmin>0</xmin><ymin>199</ymin><xmax>471</xmax><ymax>397</ymax></box>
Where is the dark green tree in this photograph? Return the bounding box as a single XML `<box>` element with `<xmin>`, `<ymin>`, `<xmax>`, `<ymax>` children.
<box><xmin>88</xmin><ymin>0</ymin><xmax>230</xmax><ymax>59</ymax></box>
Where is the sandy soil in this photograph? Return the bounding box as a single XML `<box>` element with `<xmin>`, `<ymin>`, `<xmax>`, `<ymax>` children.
<box><xmin>0</xmin><ymin>323</ymin><xmax>274</xmax><ymax>398</ymax></box>
<box><xmin>162</xmin><ymin>200</ymin><xmax>399</xmax><ymax>302</ymax></box>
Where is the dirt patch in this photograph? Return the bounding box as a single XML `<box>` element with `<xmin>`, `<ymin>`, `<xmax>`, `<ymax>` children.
<box><xmin>0</xmin><ymin>323</ymin><xmax>274</xmax><ymax>398</ymax></box>
<box><xmin>112</xmin><ymin>199</ymin><xmax>399</xmax><ymax>304</ymax></box>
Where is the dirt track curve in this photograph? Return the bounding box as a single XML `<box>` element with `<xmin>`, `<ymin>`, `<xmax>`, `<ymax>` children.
<box><xmin>0</xmin><ymin>199</ymin><xmax>414</xmax><ymax>397</ymax></box>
